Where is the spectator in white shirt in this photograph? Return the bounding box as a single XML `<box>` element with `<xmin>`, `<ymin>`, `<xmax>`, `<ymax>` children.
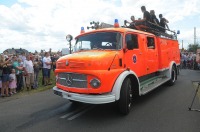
<box><xmin>43</xmin><ymin>52</ymin><xmax>52</xmax><ymax>86</ymax></box>
<box><xmin>23</xmin><ymin>55</ymin><xmax>34</xmax><ymax>90</ymax></box>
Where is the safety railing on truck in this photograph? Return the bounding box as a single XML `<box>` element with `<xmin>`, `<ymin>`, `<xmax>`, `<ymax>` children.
<box><xmin>87</xmin><ymin>20</ymin><xmax>179</xmax><ymax>40</ymax></box>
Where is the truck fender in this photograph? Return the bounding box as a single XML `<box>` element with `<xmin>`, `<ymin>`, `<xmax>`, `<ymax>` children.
<box><xmin>111</xmin><ymin>70</ymin><xmax>140</xmax><ymax>101</ymax></box>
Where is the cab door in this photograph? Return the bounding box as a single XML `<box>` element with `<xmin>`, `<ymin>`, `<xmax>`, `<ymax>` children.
<box><xmin>145</xmin><ymin>36</ymin><xmax>158</xmax><ymax>74</ymax></box>
<box><xmin>124</xmin><ymin>33</ymin><xmax>146</xmax><ymax>77</ymax></box>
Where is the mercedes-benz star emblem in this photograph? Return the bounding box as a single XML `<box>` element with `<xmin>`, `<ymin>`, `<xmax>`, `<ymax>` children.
<box><xmin>66</xmin><ymin>74</ymin><xmax>73</xmax><ymax>86</ymax></box>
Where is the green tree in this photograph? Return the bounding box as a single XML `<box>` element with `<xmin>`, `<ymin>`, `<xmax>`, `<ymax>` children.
<box><xmin>187</xmin><ymin>44</ymin><xmax>200</xmax><ymax>52</ymax></box>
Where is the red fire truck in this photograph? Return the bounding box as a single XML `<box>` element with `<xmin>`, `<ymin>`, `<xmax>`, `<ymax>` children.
<box><xmin>53</xmin><ymin>20</ymin><xmax>180</xmax><ymax>114</ymax></box>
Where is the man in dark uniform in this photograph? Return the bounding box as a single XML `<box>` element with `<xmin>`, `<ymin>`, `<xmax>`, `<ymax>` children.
<box><xmin>134</xmin><ymin>6</ymin><xmax>151</xmax><ymax>30</ymax></box>
<box><xmin>149</xmin><ymin>10</ymin><xmax>160</xmax><ymax>31</ymax></box>
<box><xmin>150</xmin><ymin>10</ymin><xmax>159</xmax><ymax>25</ymax></box>
<box><xmin>159</xmin><ymin>14</ymin><xmax>169</xmax><ymax>32</ymax></box>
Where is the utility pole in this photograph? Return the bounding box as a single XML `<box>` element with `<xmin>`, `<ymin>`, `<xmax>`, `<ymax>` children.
<box><xmin>182</xmin><ymin>40</ymin><xmax>183</xmax><ymax>49</ymax></box>
<box><xmin>194</xmin><ymin>27</ymin><xmax>196</xmax><ymax>45</ymax></box>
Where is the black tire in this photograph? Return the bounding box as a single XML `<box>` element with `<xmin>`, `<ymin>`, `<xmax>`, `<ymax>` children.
<box><xmin>167</xmin><ymin>66</ymin><xmax>176</xmax><ymax>86</ymax></box>
<box><xmin>118</xmin><ymin>78</ymin><xmax>133</xmax><ymax>115</ymax></box>
<box><xmin>177</xmin><ymin>66</ymin><xmax>180</xmax><ymax>75</ymax></box>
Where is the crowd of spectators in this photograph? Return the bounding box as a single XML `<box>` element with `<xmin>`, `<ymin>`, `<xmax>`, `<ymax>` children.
<box><xmin>181</xmin><ymin>52</ymin><xmax>198</xmax><ymax>70</ymax></box>
<box><xmin>0</xmin><ymin>51</ymin><xmax>60</xmax><ymax>97</ymax></box>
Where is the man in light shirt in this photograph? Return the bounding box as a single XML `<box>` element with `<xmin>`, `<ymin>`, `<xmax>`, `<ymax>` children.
<box><xmin>23</xmin><ymin>55</ymin><xmax>34</xmax><ymax>90</ymax></box>
<box><xmin>43</xmin><ymin>52</ymin><xmax>52</xmax><ymax>86</ymax></box>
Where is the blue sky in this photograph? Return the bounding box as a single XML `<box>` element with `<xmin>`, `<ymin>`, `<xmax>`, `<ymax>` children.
<box><xmin>0</xmin><ymin>0</ymin><xmax>199</xmax><ymax>53</ymax></box>
<box><xmin>0</xmin><ymin>0</ymin><xmax>16</xmax><ymax>7</ymax></box>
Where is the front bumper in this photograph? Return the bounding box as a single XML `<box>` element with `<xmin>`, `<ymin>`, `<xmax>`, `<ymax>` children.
<box><xmin>53</xmin><ymin>86</ymin><xmax>116</xmax><ymax>104</ymax></box>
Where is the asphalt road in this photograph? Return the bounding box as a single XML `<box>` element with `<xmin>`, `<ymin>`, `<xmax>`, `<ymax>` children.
<box><xmin>0</xmin><ymin>69</ymin><xmax>200</xmax><ymax>132</ymax></box>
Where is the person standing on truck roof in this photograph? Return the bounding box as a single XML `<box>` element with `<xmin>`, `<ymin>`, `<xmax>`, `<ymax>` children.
<box><xmin>159</xmin><ymin>14</ymin><xmax>169</xmax><ymax>32</ymax></box>
<box><xmin>134</xmin><ymin>6</ymin><xmax>151</xmax><ymax>30</ymax></box>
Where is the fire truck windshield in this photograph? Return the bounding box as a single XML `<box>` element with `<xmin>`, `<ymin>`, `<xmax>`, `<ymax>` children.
<box><xmin>74</xmin><ymin>32</ymin><xmax>122</xmax><ymax>51</ymax></box>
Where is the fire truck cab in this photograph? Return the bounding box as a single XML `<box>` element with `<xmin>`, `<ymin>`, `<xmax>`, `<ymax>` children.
<box><xmin>53</xmin><ymin>22</ymin><xmax>180</xmax><ymax>115</ymax></box>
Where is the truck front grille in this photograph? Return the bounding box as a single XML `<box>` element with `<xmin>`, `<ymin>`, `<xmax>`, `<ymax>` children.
<box><xmin>58</xmin><ymin>73</ymin><xmax>87</xmax><ymax>88</ymax></box>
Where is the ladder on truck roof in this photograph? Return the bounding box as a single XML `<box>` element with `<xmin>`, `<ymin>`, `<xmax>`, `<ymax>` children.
<box><xmin>135</xmin><ymin>21</ymin><xmax>177</xmax><ymax>40</ymax></box>
<box><xmin>87</xmin><ymin>21</ymin><xmax>178</xmax><ymax>40</ymax></box>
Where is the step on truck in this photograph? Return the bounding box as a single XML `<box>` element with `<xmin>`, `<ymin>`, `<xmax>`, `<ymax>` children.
<box><xmin>53</xmin><ymin>20</ymin><xmax>180</xmax><ymax>115</ymax></box>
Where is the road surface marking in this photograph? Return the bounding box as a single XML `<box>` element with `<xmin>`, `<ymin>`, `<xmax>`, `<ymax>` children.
<box><xmin>60</xmin><ymin>104</ymin><xmax>90</xmax><ymax>119</ymax></box>
<box><xmin>67</xmin><ymin>105</ymin><xmax>95</xmax><ymax>120</ymax></box>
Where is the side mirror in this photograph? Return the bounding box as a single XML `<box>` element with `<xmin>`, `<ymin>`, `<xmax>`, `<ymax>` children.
<box><xmin>66</xmin><ymin>34</ymin><xmax>73</xmax><ymax>42</ymax></box>
<box><xmin>177</xmin><ymin>30</ymin><xmax>180</xmax><ymax>34</ymax></box>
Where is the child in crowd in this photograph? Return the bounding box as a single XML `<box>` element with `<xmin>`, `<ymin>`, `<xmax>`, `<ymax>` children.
<box><xmin>9</xmin><ymin>69</ymin><xmax>17</xmax><ymax>95</ymax></box>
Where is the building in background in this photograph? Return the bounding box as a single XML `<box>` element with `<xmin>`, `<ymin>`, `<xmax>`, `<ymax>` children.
<box><xmin>3</xmin><ymin>48</ymin><xmax>29</xmax><ymax>55</ymax></box>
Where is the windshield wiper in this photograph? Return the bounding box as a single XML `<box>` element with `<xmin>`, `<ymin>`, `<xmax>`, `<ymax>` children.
<box><xmin>93</xmin><ymin>44</ymin><xmax>103</xmax><ymax>50</ymax></box>
<box><xmin>79</xmin><ymin>48</ymin><xmax>90</xmax><ymax>51</ymax></box>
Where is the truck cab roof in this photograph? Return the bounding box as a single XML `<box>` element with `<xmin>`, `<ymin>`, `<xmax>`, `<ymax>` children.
<box><xmin>76</xmin><ymin>27</ymin><xmax>155</xmax><ymax>39</ymax></box>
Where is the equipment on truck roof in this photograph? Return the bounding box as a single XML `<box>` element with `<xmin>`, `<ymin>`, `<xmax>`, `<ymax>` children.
<box><xmin>86</xmin><ymin>19</ymin><xmax>179</xmax><ymax>40</ymax></box>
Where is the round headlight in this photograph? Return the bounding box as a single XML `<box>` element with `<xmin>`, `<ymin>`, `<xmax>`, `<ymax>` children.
<box><xmin>66</xmin><ymin>34</ymin><xmax>73</xmax><ymax>42</ymax></box>
<box><xmin>90</xmin><ymin>78</ymin><xmax>101</xmax><ymax>88</ymax></box>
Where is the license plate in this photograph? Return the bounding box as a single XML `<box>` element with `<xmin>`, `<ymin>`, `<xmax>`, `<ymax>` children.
<box><xmin>54</xmin><ymin>90</ymin><xmax>62</xmax><ymax>97</ymax></box>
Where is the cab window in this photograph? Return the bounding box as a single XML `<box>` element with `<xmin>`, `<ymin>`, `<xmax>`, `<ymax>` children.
<box><xmin>147</xmin><ymin>37</ymin><xmax>155</xmax><ymax>49</ymax></box>
<box><xmin>74</xmin><ymin>32</ymin><xmax>122</xmax><ymax>51</ymax></box>
<box><xmin>125</xmin><ymin>34</ymin><xmax>138</xmax><ymax>49</ymax></box>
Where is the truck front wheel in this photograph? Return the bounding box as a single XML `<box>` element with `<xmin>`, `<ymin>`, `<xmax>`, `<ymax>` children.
<box><xmin>118</xmin><ymin>78</ymin><xmax>133</xmax><ymax>115</ymax></box>
<box><xmin>167</xmin><ymin>66</ymin><xmax>176</xmax><ymax>86</ymax></box>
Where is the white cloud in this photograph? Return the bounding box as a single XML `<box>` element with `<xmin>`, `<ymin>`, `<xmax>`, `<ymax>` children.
<box><xmin>0</xmin><ymin>0</ymin><xmax>200</xmax><ymax>53</ymax></box>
